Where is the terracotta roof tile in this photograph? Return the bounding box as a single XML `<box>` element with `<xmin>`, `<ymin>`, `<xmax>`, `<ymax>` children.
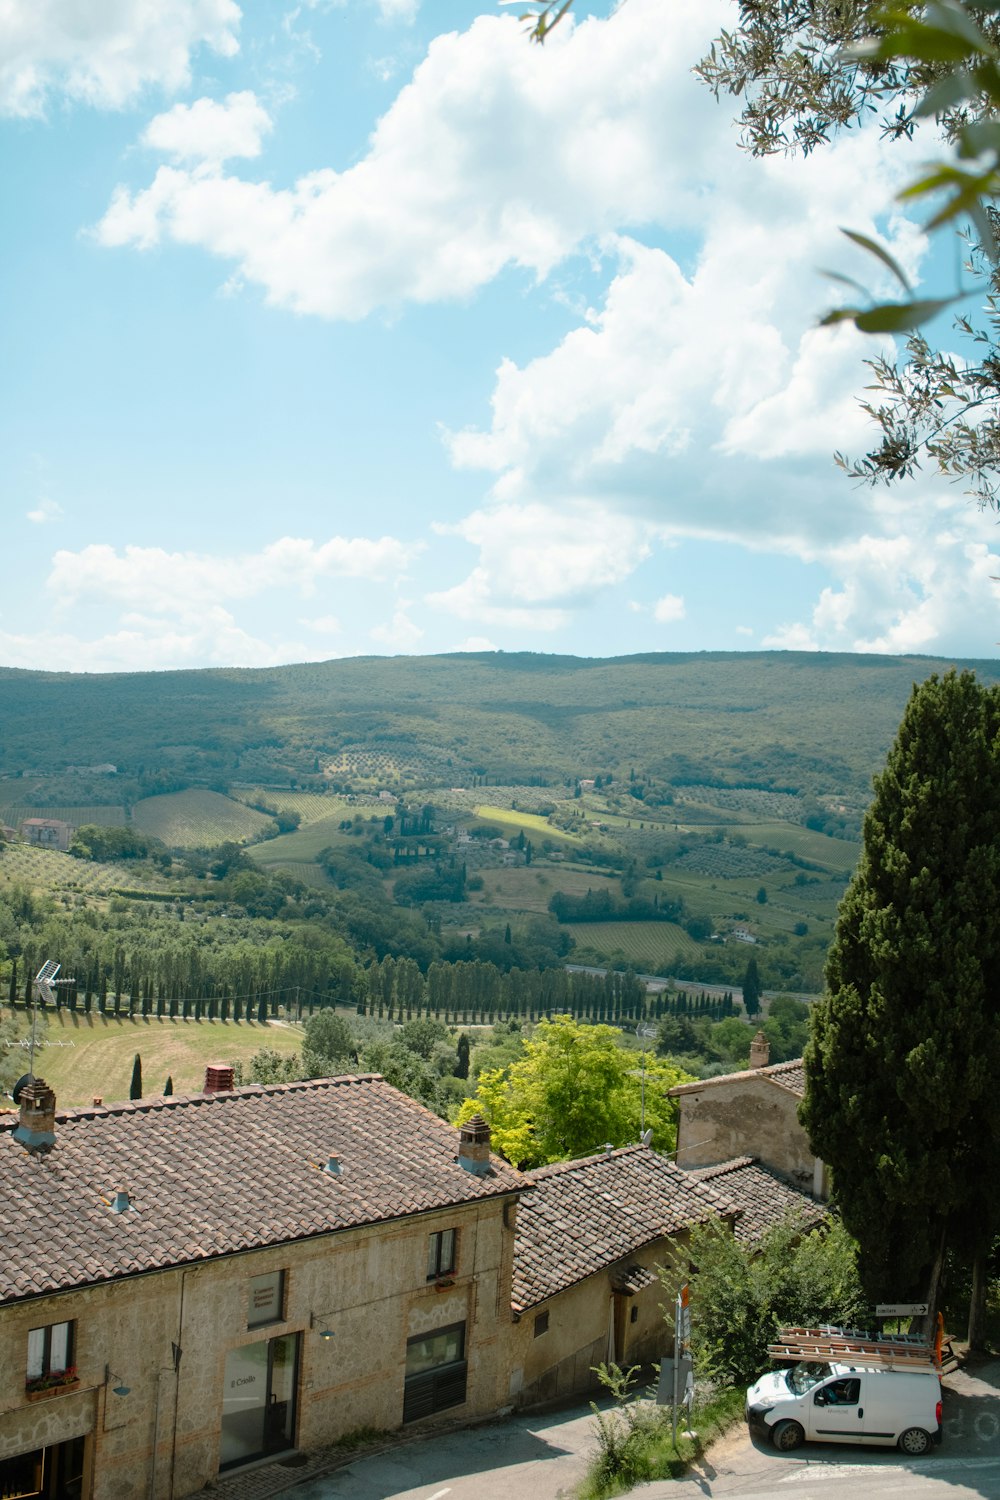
<box><xmin>0</xmin><ymin>1075</ymin><xmax>523</xmax><ymax>1304</ymax></box>
<box><xmin>668</xmin><ymin>1058</ymin><xmax>806</xmax><ymax>1098</ymax></box>
<box><xmin>511</xmin><ymin>1145</ymin><xmax>729</xmax><ymax>1314</ymax></box>
<box><xmin>687</xmin><ymin>1157</ymin><xmax>826</xmax><ymax>1241</ymax></box>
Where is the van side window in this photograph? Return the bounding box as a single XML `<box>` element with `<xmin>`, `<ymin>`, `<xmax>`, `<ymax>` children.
<box><xmin>815</xmin><ymin>1378</ymin><xmax>860</xmax><ymax>1406</ymax></box>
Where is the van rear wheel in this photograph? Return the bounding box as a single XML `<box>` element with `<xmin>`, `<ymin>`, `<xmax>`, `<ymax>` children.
<box><xmin>899</xmin><ymin>1427</ymin><xmax>931</xmax><ymax>1456</ymax></box>
<box><xmin>772</xmin><ymin>1420</ymin><xmax>805</xmax><ymax>1452</ymax></box>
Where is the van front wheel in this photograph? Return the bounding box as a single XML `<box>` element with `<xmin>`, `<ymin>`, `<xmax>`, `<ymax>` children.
<box><xmin>899</xmin><ymin>1427</ymin><xmax>931</xmax><ymax>1456</ymax></box>
<box><xmin>772</xmin><ymin>1420</ymin><xmax>805</xmax><ymax>1452</ymax></box>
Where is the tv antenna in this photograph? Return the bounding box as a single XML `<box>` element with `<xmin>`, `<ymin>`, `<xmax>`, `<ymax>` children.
<box><xmin>28</xmin><ymin>960</ymin><xmax>61</xmax><ymax>1080</ymax></box>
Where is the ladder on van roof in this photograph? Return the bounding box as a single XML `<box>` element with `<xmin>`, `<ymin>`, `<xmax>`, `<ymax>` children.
<box><xmin>767</xmin><ymin>1327</ymin><xmax>937</xmax><ymax>1370</ymax></box>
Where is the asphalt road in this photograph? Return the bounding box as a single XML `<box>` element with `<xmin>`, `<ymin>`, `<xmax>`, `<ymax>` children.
<box><xmin>290</xmin><ymin>1360</ymin><xmax>1000</xmax><ymax>1500</ymax></box>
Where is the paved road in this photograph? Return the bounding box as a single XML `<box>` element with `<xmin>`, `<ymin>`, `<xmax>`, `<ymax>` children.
<box><xmin>291</xmin><ymin>1361</ymin><xmax>1000</xmax><ymax>1500</ymax></box>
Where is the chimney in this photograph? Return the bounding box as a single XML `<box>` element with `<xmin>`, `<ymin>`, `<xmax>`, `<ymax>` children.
<box><xmin>13</xmin><ymin>1077</ymin><xmax>57</xmax><ymax>1155</ymax></box>
<box><xmin>457</xmin><ymin>1114</ymin><xmax>492</xmax><ymax>1176</ymax></box>
<box><xmin>749</xmin><ymin>1030</ymin><xmax>770</xmax><ymax>1069</ymax></box>
<box><xmin>110</xmin><ymin>1187</ymin><xmax>131</xmax><ymax>1213</ymax></box>
<box><xmin>204</xmin><ymin>1064</ymin><xmax>235</xmax><ymax>1094</ymax></box>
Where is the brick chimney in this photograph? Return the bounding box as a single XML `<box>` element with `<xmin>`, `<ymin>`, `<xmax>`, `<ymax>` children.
<box><xmin>204</xmin><ymin>1064</ymin><xmax>235</xmax><ymax>1094</ymax></box>
<box><xmin>457</xmin><ymin>1114</ymin><xmax>492</xmax><ymax>1176</ymax></box>
<box><xmin>749</xmin><ymin>1030</ymin><xmax>770</xmax><ymax>1069</ymax></box>
<box><xmin>13</xmin><ymin>1077</ymin><xmax>57</xmax><ymax>1154</ymax></box>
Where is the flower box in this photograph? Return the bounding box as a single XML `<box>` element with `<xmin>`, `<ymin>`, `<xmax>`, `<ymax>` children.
<box><xmin>25</xmin><ymin>1370</ymin><xmax>79</xmax><ymax>1402</ymax></box>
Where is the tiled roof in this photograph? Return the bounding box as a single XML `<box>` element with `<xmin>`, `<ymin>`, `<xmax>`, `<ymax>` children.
<box><xmin>0</xmin><ymin>1075</ymin><xmax>524</xmax><ymax>1304</ymax></box>
<box><xmin>511</xmin><ymin>1145</ymin><xmax>730</xmax><ymax>1314</ymax></box>
<box><xmin>688</xmin><ymin>1157</ymin><xmax>826</xmax><ymax>1242</ymax></box>
<box><xmin>668</xmin><ymin>1058</ymin><xmax>806</xmax><ymax>1098</ymax></box>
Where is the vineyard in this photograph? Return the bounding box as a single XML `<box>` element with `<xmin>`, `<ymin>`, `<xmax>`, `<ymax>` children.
<box><xmin>132</xmin><ymin>790</ymin><xmax>273</xmax><ymax>847</ymax></box>
<box><xmin>568</xmin><ymin>920</ymin><xmax>702</xmax><ymax>969</ymax></box>
<box><xmin>0</xmin><ymin>803</ymin><xmax>127</xmax><ymax>829</ymax></box>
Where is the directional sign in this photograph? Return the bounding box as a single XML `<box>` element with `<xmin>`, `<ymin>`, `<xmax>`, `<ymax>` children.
<box><xmin>876</xmin><ymin>1303</ymin><xmax>928</xmax><ymax>1317</ymax></box>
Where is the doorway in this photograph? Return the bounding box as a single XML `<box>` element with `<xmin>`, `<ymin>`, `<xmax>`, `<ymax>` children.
<box><xmin>220</xmin><ymin>1333</ymin><xmax>300</xmax><ymax>1469</ymax></box>
<box><xmin>0</xmin><ymin>1436</ymin><xmax>86</xmax><ymax>1500</ymax></box>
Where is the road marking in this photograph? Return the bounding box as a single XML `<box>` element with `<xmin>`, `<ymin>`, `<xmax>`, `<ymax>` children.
<box><xmin>777</xmin><ymin>1456</ymin><xmax>1000</xmax><ymax>1482</ymax></box>
<box><xmin>427</xmin><ymin>1489</ymin><xmax>452</xmax><ymax>1499</ymax></box>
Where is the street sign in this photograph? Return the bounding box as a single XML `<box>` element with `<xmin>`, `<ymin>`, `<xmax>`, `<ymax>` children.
<box><xmin>876</xmin><ymin>1303</ymin><xmax>928</xmax><ymax>1317</ymax></box>
<box><xmin>678</xmin><ymin>1281</ymin><xmax>691</xmax><ymax>1345</ymax></box>
<box><xmin>656</xmin><ymin>1355</ymin><xmax>693</xmax><ymax>1405</ymax></box>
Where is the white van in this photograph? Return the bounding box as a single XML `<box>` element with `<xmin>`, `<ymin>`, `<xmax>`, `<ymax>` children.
<box><xmin>746</xmin><ymin>1358</ymin><xmax>942</xmax><ymax>1454</ymax></box>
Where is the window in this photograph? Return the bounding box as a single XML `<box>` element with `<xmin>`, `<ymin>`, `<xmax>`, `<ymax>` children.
<box><xmin>247</xmin><ymin>1271</ymin><xmax>285</xmax><ymax>1329</ymax></box>
<box><xmin>815</xmin><ymin>1378</ymin><xmax>860</xmax><ymax>1407</ymax></box>
<box><xmin>533</xmin><ymin>1311</ymin><xmax>549</xmax><ymax>1338</ymax></box>
<box><xmin>26</xmin><ymin>1322</ymin><xmax>74</xmax><ymax>1383</ymax></box>
<box><xmin>426</xmin><ymin>1229</ymin><xmax>456</xmax><ymax>1281</ymax></box>
<box><xmin>403</xmin><ymin>1322</ymin><xmax>467</xmax><ymax>1423</ymax></box>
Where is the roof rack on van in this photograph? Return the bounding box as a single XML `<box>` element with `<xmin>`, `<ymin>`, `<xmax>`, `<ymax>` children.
<box><xmin>767</xmin><ymin>1327</ymin><xmax>937</xmax><ymax>1370</ymax></box>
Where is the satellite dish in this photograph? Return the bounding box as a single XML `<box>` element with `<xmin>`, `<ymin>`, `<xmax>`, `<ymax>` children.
<box><xmin>12</xmin><ymin>1074</ymin><xmax>32</xmax><ymax>1105</ymax></box>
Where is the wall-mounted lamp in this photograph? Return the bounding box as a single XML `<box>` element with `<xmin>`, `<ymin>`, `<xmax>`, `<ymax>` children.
<box><xmin>310</xmin><ymin>1311</ymin><xmax>336</xmax><ymax>1340</ymax></box>
<box><xmin>105</xmin><ymin>1365</ymin><xmax>131</xmax><ymax>1398</ymax></box>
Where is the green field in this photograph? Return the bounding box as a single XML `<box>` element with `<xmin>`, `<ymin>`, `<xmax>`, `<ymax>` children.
<box><xmin>717</xmin><ymin>821</ymin><xmax>861</xmax><ymax>875</ymax></box>
<box><xmin>231</xmin><ymin>789</ymin><xmax>359</xmax><ymax>824</ymax></box>
<box><xmin>249</xmin><ymin>817</ymin><xmax>353</xmax><ymax>866</ymax></box>
<box><xmin>568</xmin><ymin>920</ymin><xmax>702</xmax><ymax>969</ymax></box>
<box><xmin>474</xmin><ymin>866</ymin><xmax>621</xmax><ymax>912</ymax></box>
<box><xmin>0</xmin><ymin>803</ymin><xmax>127</xmax><ymax>828</ymax></box>
<box><xmin>474</xmin><ymin>804</ymin><xmax>582</xmax><ymax>844</ymax></box>
<box><xmin>132</xmin><ymin>790</ymin><xmax>273</xmax><ymax>847</ymax></box>
<box><xmin>21</xmin><ymin>1011</ymin><xmax>306</xmax><ymax>1107</ymax></box>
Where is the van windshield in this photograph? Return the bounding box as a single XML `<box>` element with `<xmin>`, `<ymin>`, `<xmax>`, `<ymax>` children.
<box><xmin>786</xmin><ymin>1362</ymin><xmax>833</xmax><ymax>1395</ymax></box>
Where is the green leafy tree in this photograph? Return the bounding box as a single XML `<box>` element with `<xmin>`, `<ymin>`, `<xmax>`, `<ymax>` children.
<box><xmin>669</xmin><ymin>1214</ymin><xmax>864</xmax><ymax>1388</ymax></box>
<box><xmin>455</xmin><ymin>1014</ymin><xmax>694</xmax><ymax>1168</ymax></box>
<box><xmin>129</xmin><ymin>1053</ymin><xmax>142</xmax><ymax>1101</ymax></box>
<box><xmin>696</xmin><ymin>0</ymin><xmax>1000</xmax><ymax>507</ymax></box>
<box><xmin>803</xmin><ymin>671</ymin><xmax>1000</xmax><ymax>1336</ymax></box>
<box><xmin>302</xmin><ymin>1010</ymin><xmax>356</xmax><ymax>1077</ymax></box>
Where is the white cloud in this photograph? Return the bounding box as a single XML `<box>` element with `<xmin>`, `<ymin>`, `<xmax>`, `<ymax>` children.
<box><xmin>0</xmin><ymin>608</ymin><xmax>304</xmax><ymax>673</ymax></box>
<box><xmin>453</xmin><ymin>635</ymin><xmax>497</xmax><ymax>652</ymax></box>
<box><xmin>142</xmin><ymin>91</ymin><xmax>272</xmax><ymax>165</ymax></box>
<box><xmin>300</xmin><ymin>613</ymin><xmax>342</xmax><ymax>633</ymax></box>
<box><xmin>0</xmin><ymin>0</ymin><xmax>241</xmax><ymax>118</ymax></box>
<box><xmin>49</xmin><ymin>533</ymin><xmax>419</xmax><ymax>615</ymax></box>
<box><xmin>653</xmin><ymin>593</ymin><xmax>685</xmax><ymax>624</ymax></box>
<box><xmin>428</xmin><ymin>499</ymin><xmax>662</xmax><ymax>628</ymax></box>
<box><xmin>762</xmin><ymin>517</ymin><xmax>1000</xmax><ymax>655</ymax></box>
<box><xmin>94</xmin><ymin>0</ymin><xmax>734</xmax><ymax>318</ymax></box>
<box><xmin>370</xmin><ymin>604</ymin><xmax>423</xmax><ymax>650</ymax></box>
<box><xmin>735</xmin><ymin>625</ymin><xmax>753</xmax><ymax>637</ymax></box>
<box><xmin>26</xmin><ymin>498</ymin><xmax>63</xmax><ymax>524</ymax></box>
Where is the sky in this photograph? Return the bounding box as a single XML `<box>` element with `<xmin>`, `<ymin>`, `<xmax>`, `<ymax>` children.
<box><xmin>2</xmin><ymin>0</ymin><xmax>999</xmax><ymax>674</ymax></box>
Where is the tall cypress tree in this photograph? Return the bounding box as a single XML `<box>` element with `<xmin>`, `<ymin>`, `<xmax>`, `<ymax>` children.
<box><xmin>130</xmin><ymin>1053</ymin><xmax>143</xmax><ymax>1101</ymax></box>
<box><xmin>802</xmin><ymin>671</ymin><xmax>1000</xmax><ymax>1334</ymax></box>
<box><xmin>741</xmin><ymin>957</ymin><xmax>762</xmax><ymax>1017</ymax></box>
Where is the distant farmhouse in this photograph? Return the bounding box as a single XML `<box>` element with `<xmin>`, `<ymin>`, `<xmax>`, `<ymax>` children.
<box><xmin>20</xmin><ymin>819</ymin><xmax>72</xmax><ymax>852</ymax></box>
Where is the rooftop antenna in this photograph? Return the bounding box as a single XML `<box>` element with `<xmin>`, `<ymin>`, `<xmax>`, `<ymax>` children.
<box><xmin>636</xmin><ymin>1022</ymin><xmax>657</xmax><ymax>1138</ymax></box>
<box><xmin>29</xmin><ymin>960</ymin><xmax>61</xmax><ymax>1080</ymax></box>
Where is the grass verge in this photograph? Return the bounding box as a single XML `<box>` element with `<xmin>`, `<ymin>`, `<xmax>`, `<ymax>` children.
<box><xmin>578</xmin><ymin>1384</ymin><xmax>745</xmax><ymax>1499</ymax></box>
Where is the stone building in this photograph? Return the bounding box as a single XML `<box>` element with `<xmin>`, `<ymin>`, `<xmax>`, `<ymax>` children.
<box><xmin>0</xmin><ymin>1076</ymin><xmax>523</xmax><ymax>1500</ymax></box>
<box><xmin>20</xmin><ymin>819</ymin><xmax>72</xmax><ymax>852</ymax></box>
<box><xmin>507</xmin><ymin>1145</ymin><xmax>731</xmax><ymax>1407</ymax></box>
<box><xmin>668</xmin><ymin>1050</ymin><xmax>828</xmax><ymax>1199</ymax></box>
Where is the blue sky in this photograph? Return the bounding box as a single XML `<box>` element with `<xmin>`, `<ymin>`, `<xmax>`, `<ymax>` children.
<box><xmin>2</xmin><ymin>0</ymin><xmax>998</xmax><ymax>672</ymax></box>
